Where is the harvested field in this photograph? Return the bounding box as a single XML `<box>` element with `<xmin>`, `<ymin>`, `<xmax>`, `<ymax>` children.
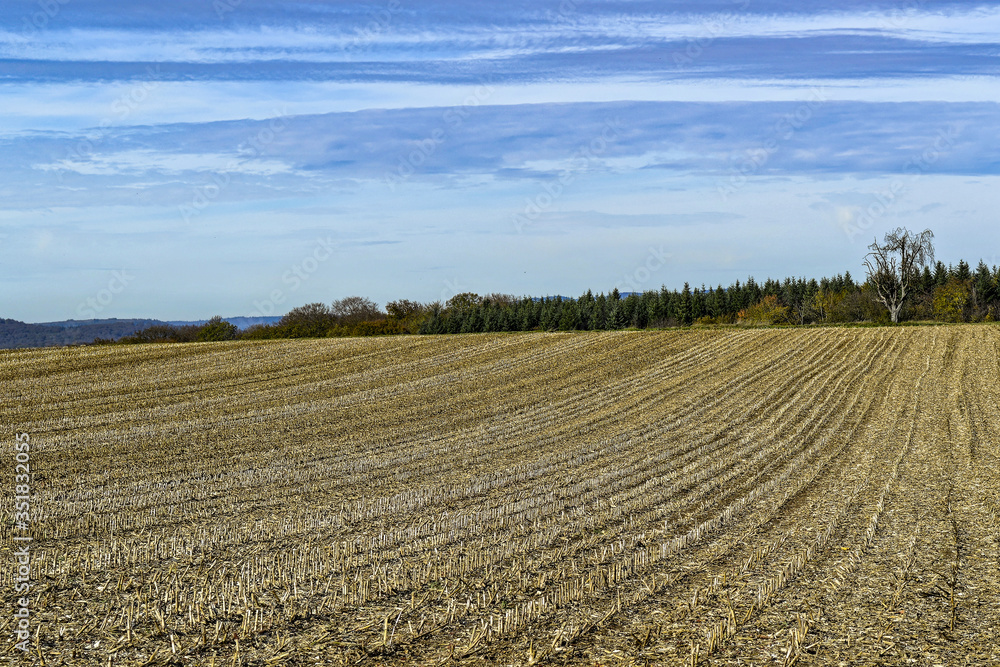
<box><xmin>3</xmin><ymin>326</ymin><xmax>1000</xmax><ymax>666</ymax></box>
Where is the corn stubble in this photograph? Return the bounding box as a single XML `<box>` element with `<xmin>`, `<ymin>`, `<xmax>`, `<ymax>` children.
<box><xmin>2</xmin><ymin>327</ymin><xmax>999</xmax><ymax>665</ymax></box>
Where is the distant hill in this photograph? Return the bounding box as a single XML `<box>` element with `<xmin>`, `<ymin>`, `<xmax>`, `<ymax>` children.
<box><xmin>0</xmin><ymin>318</ymin><xmax>163</xmax><ymax>349</ymax></box>
<box><xmin>1</xmin><ymin>316</ymin><xmax>284</xmax><ymax>350</ymax></box>
<box><xmin>164</xmin><ymin>316</ymin><xmax>283</xmax><ymax>330</ymax></box>
<box><xmin>34</xmin><ymin>318</ymin><xmax>164</xmax><ymax>330</ymax></box>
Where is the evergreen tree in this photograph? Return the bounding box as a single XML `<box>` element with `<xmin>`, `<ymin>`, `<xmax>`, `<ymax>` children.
<box><xmin>678</xmin><ymin>282</ymin><xmax>693</xmax><ymax>325</ymax></box>
<box><xmin>593</xmin><ymin>293</ymin><xmax>608</xmax><ymax>330</ymax></box>
<box><xmin>459</xmin><ymin>307</ymin><xmax>483</xmax><ymax>333</ymax></box>
<box><xmin>647</xmin><ymin>288</ymin><xmax>667</xmax><ymax>325</ymax></box>
<box><xmin>656</xmin><ymin>286</ymin><xmax>672</xmax><ymax>321</ymax></box>
<box><xmin>621</xmin><ymin>293</ymin><xmax>639</xmax><ymax>327</ymax></box>
<box><xmin>726</xmin><ymin>280</ymin><xmax>741</xmax><ymax>312</ymax></box>
<box><xmin>703</xmin><ymin>287</ymin><xmax>715</xmax><ymax>318</ymax></box>
<box><xmin>557</xmin><ymin>300</ymin><xmax>579</xmax><ymax>330</ymax></box>
<box><xmin>609</xmin><ymin>302</ymin><xmax>626</xmax><ymax>329</ymax></box>
<box><xmin>934</xmin><ymin>261</ymin><xmax>949</xmax><ymax>286</ymax></box>
<box><xmin>921</xmin><ymin>266</ymin><xmax>934</xmax><ymax>294</ymax></box>
<box><xmin>745</xmin><ymin>277</ymin><xmax>761</xmax><ymax>306</ymax></box>
<box><xmin>483</xmin><ymin>303</ymin><xmax>503</xmax><ymax>332</ymax></box>
<box><xmin>444</xmin><ymin>310</ymin><xmax>462</xmax><ymax>334</ymax></box>
<box><xmin>576</xmin><ymin>295</ymin><xmax>593</xmax><ymax>330</ymax></box>
<box><xmin>711</xmin><ymin>285</ymin><xmax>727</xmax><ymax>318</ymax></box>
<box><xmin>539</xmin><ymin>298</ymin><xmax>558</xmax><ymax>331</ymax></box>
<box><xmin>691</xmin><ymin>286</ymin><xmax>706</xmax><ymax>320</ymax></box>
<box><xmin>633</xmin><ymin>293</ymin><xmax>651</xmax><ymax>329</ymax></box>
<box><xmin>417</xmin><ymin>310</ymin><xmax>440</xmax><ymax>334</ymax></box>
<box><xmin>519</xmin><ymin>301</ymin><xmax>539</xmax><ymax>330</ymax></box>
<box><xmin>763</xmin><ymin>278</ymin><xmax>781</xmax><ymax>297</ymax></box>
<box><xmin>973</xmin><ymin>260</ymin><xmax>997</xmax><ymax>318</ymax></box>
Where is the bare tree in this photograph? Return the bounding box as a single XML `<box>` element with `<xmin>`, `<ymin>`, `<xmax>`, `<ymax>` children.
<box><xmin>385</xmin><ymin>299</ymin><xmax>425</xmax><ymax>320</ymax></box>
<box><xmin>279</xmin><ymin>302</ymin><xmax>335</xmax><ymax>337</ymax></box>
<box><xmin>445</xmin><ymin>292</ymin><xmax>482</xmax><ymax>311</ymax></box>
<box><xmin>484</xmin><ymin>293</ymin><xmax>519</xmax><ymax>307</ymax></box>
<box><xmin>863</xmin><ymin>228</ymin><xmax>934</xmax><ymax>323</ymax></box>
<box><xmin>386</xmin><ymin>299</ymin><xmax>432</xmax><ymax>333</ymax></box>
<box><xmin>331</xmin><ymin>296</ymin><xmax>384</xmax><ymax>326</ymax></box>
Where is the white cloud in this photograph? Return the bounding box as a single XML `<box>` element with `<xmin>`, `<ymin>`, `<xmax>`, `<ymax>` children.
<box><xmin>3</xmin><ymin>7</ymin><xmax>999</xmax><ymax>63</ymax></box>
<box><xmin>33</xmin><ymin>149</ymin><xmax>294</xmax><ymax>177</ymax></box>
<box><xmin>3</xmin><ymin>76</ymin><xmax>997</xmax><ymax>136</ymax></box>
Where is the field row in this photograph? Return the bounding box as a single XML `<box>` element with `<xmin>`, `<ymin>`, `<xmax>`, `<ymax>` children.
<box><xmin>2</xmin><ymin>326</ymin><xmax>999</xmax><ymax>665</ymax></box>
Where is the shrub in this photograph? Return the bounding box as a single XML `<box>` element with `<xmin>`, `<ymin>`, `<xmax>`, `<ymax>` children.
<box><xmin>737</xmin><ymin>296</ymin><xmax>790</xmax><ymax>325</ymax></box>
<box><xmin>933</xmin><ymin>280</ymin><xmax>971</xmax><ymax>323</ymax></box>
<box><xmin>240</xmin><ymin>324</ymin><xmax>281</xmax><ymax>340</ymax></box>
<box><xmin>352</xmin><ymin>319</ymin><xmax>405</xmax><ymax>336</ymax></box>
<box><xmin>196</xmin><ymin>316</ymin><xmax>239</xmax><ymax>342</ymax></box>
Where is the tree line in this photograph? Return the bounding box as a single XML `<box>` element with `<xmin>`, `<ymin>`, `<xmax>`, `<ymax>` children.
<box><xmin>113</xmin><ymin>261</ymin><xmax>1000</xmax><ymax>343</ymax></box>
<box><xmin>109</xmin><ymin>229</ymin><xmax>999</xmax><ymax>344</ymax></box>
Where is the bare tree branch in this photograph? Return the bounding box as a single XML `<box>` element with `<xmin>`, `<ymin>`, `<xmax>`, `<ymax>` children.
<box><xmin>864</xmin><ymin>228</ymin><xmax>935</xmax><ymax>323</ymax></box>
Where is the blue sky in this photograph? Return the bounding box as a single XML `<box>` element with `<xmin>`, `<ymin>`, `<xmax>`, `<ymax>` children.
<box><xmin>2</xmin><ymin>0</ymin><xmax>998</xmax><ymax>321</ymax></box>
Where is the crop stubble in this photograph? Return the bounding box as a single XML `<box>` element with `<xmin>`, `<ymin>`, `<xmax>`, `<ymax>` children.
<box><xmin>2</xmin><ymin>327</ymin><xmax>998</xmax><ymax>665</ymax></box>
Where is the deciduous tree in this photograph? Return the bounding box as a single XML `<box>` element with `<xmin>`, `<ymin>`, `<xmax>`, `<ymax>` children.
<box><xmin>863</xmin><ymin>227</ymin><xmax>935</xmax><ymax>323</ymax></box>
<box><xmin>737</xmin><ymin>295</ymin><xmax>789</xmax><ymax>325</ymax></box>
<box><xmin>934</xmin><ymin>279</ymin><xmax>971</xmax><ymax>323</ymax></box>
<box><xmin>196</xmin><ymin>316</ymin><xmax>238</xmax><ymax>342</ymax></box>
<box><xmin>331</xmin><ymin>296</ymin><xmax>383</xmax><ymax>326</ymax></box>
<box><xmin>279</xmin><ymin>302</ymin><xmax>335</xmax><ymax>337</ymax></box>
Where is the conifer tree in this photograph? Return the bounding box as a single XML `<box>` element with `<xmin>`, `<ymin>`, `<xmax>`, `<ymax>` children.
<box><xmin>921</xmin><ymin>266</ymin><xmax>934</xmax><ymax>294</ymax></box>
<box><xmin>934</xmin><ymin>261</ymin><xmax>949</xmax><ymax>286</ymax></box>
<box><xmin>678</xmin><ymin>282</ymin><xmax>693</xmax><ymax>325</ymax></box>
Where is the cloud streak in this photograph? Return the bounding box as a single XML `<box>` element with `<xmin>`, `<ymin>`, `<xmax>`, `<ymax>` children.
<box><xmin>4</xmin><ymin>101</ymin><xmax>997</xmax><ymax>208</ymax></box>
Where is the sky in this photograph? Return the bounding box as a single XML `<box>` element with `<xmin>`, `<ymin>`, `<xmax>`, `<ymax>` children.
<box><xmin>1</xmin><ymin>0</ymin><xmax>998</xmax><ymax>322</ymax></box>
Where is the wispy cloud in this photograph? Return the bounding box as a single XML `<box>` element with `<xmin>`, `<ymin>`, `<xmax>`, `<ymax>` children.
<box><xmin>3</xmin><ymin>4</ymin><xmax>999</xmax><ymax>84</ymax></box>
<box><xmin>5</xmin><ymin>102</ymin><xmax>997</xmax><ymax>209</ymax></box>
